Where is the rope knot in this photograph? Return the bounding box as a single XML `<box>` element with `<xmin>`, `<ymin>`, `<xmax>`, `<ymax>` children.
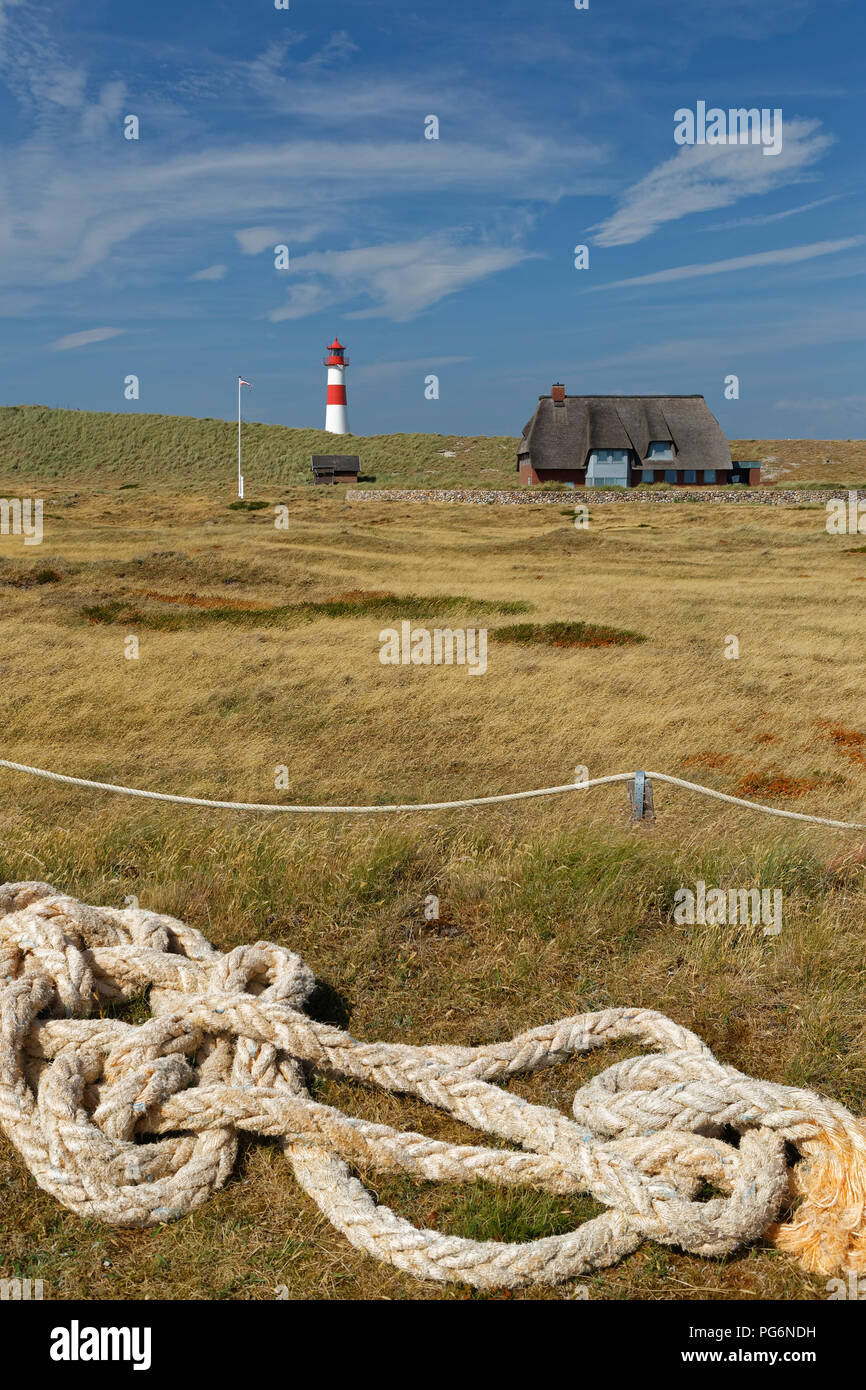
<box><xmin>208</xmin><ymin>941</ymin><xmax>315</xmax><ymax>1009</ymax></box>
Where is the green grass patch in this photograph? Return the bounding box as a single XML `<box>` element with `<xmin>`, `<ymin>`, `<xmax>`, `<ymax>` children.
<box><xmin>491</xmin><ymin>620</ymin><xmax>646</xmax><ymax>649</ymax></box>
<box><xmin>0</xmin><ymin>565</ymin><xmax>63</xmax><ymax>587</ymax></box>
<box><xmin>81</xmin><ymin>592</ymin><xmax>532</xmax><ymax>631</ymax></box>
<box><xmin>409</xmin><ymin>1180</ymin><xmax>605</xmax><ymax>1244</ymax></box>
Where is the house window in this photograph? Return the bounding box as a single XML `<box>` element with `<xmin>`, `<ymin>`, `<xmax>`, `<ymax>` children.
<box><xmin>586</xmin><ymin>448</ymin><xmax>630</xmax><ymax>488</ymax></box>
<box><xmin>594</xmin><ymin>449</ymin><xmax>629</xmax><ymax>465</ymax></box>
<box><xmin>665</xmin><ymin>469</ymin><xmax>677</xmax><ymax>484</ymax></box>
<box><xmin>641</xmin><ymin>469</ymin><xmax>655</xmax><ymax>484</ymax></box>
<box><xmin>647</xmin><ymin>441</ymin><xmax>675</xmax><ymax>460</ymax></box>
<box><xmin>683</xmin><ymin>470</ymin><xmax>697</xmax><ymax>484</ymax></box>
<box><xmin>704</xmin><ymin>469</ymin><xmax>716</xmax><ymax>484</ymax></box>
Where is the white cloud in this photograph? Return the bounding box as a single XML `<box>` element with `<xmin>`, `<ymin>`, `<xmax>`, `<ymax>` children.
<box><xmin>235</xmin><ymin>227</ymin><xmax>284</xmax><ymax>255</ymax></box>
<box><xmin>353</xmin><ymin>355</ymin><xmax>474</xmax><ymax>384</ymax></box>
<box><xmin>527</xmin><ymin>304</ymin><xmax>866</xmax><ymax>378</ymax></box>
<box><xmin>235</xmin><ymin>224</ymin><xmax>325</xmax><ymax>256</ymax></box>
<box><xmin>188</xmin><ymin>264</ymin><xmax>228</xmax><ymax>281</ymax></box>
<box><xmin>704</xmin><ymin>194</ymin><xmax>845</xmax><ymax>231</ymax></box>
<box><xmin>0</xmin><ymin>132</ymin><xmax>600</xmax><ymax>290</ymax></box>
<box><xmin>80</xmin><ymin>80</ymin><xmax>126</xmax><ymax>141</ymax></box>
<box><xmin>773</xmin><ymin>394</ymin><xmax>866</xmax><ymax>416</ymax></box>
<box><xmin>269</xmin><ymin>281</ymin><xmax>335</xmax><ymax>319</ymax></box>
<box><xmin>49</xmin><ymin>327</ymin><xmax>125</xmax><ymax>351</ymax></box>
<box><xmin>0</xmin><ymin>11</ymin><xmax>608</xmax><ymax>301</ymax></box>
<box><xmin>270</xmin><ymin>236</ymin><xmax>537</xmax><ymax>323</ymax></box>
<box><xmin>246</xmin><ymin>37</ymin><xmax>471</xmax><ymax>127</ymax></box>
<box><xmin>592</xmin><ymin>119</ymin><xmax>834</xmax><ymax>246</ymax></box>
<box><xmin>0</xmin><ymin>0</ymin><xmax>25</xmax><ymax>34</ymax></box>
<box><xmin>592</xmin><ymin>237</ymin><xmax>864</xmax><ymax>290</ymax></box>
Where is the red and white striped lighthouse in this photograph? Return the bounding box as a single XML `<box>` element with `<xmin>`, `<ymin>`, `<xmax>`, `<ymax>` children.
<box><xmin>324</xmin><ymin>336</ymin><xmax>350</xmax><ymax>434</ymax></box>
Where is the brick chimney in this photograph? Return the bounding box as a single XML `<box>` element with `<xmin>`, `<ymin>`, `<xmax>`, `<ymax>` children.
<box><xmin>551</xmin><ymin>383</ymin><xmax>566</xmax><ymax>405</ymax></box>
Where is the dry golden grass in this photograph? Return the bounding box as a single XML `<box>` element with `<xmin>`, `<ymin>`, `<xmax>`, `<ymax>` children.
<box><xmin>1</xmin><ymin>482</ymin><xmax>865</xmax><ymax>1301</ymax></box>
<box><xmin>731</xmin><ymin>438</ymin><xmax>866</xmax><ymax>484</ymax></box>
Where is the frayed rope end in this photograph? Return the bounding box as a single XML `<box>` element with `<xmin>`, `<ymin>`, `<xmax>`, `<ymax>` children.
<box><xmin>770</xmin><ymin>1122</ymin><xmax>866</xmax><ymax>1276</ymax></box>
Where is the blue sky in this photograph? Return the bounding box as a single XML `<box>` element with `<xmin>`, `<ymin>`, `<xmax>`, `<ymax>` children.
<box><xmin>0</xmin><ymin>0</ymin><xmax>863</xmax><ymax>439</ymax></box>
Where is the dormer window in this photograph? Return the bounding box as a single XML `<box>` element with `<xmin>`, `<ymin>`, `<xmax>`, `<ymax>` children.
<box><xmin>594</xmin><ymin>449</ymin><xmax>630</xmax><ymax>465</ymax></box>
<box><xmin>646</xmin><ymin>441</ymin><xmax>675</xmax><ymax>461</ymax></box>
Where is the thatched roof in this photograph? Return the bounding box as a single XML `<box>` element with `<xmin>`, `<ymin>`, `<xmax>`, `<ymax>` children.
<box><xmin>518</xmin><ymin>395</ymin><xmax>732</xmax><ymax>472</ymax></box>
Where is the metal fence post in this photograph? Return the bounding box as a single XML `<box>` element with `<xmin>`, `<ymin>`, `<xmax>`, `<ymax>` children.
<box><xmin>628</xmin><ymin>771</ymin><xmax>655</xmax><ymax>822</ymax></box>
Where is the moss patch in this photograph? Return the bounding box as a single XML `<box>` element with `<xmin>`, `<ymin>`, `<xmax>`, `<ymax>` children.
<box><xmin>492</xmin><ymin>620</ymin><xmax>646</xmax><ymax>649</ymax></box>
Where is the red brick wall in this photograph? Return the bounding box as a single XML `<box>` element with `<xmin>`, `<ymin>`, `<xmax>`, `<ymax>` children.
<box><xmin>520</xmin><ymin>462</ymin><xmax>590</xmax><ymax>485</ymax></box>
<box><xmin>535</xmin><ymin>468</ymin><xmax>586</xmax><ymax>485</ymax></box>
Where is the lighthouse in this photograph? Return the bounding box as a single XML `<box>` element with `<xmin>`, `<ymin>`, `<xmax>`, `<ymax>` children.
<box><xmin>324</xmin><ymin>336</ymin><xmax>350</xmax><ymax>434</ymax></box>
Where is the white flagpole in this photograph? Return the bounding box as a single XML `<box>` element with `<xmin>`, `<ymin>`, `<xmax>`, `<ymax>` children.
<box><xmin>237</xmin><ymin>377</ymin><xmax>243</xmax><ymax>499</ymax></box>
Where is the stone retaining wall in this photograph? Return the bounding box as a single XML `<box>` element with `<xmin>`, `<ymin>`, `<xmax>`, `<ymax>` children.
<box><xmin>347</xmin><ymin>487</ymin><xmax>861</xmax><ymax>507</ymax></box>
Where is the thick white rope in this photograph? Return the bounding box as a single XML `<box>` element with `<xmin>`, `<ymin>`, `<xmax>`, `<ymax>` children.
<box><xmin>1</xmin><ymin>883</ymin><xmax>864</xmax><ymax>1288</ymax></box>
<box><xmin>0</xmin><ymin>758</ymin><xmax>863</xmax><ymax>828</ymax></box>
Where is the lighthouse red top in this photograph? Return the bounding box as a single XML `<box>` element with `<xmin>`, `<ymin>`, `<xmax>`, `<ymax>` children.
<box><xmin>324</xmin><ymin>337</ymin><xmax>349</xmax><ymax>367</ymax></box>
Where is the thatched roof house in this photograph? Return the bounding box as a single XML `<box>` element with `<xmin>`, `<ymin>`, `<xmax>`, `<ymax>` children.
<box><xmin>517</xmin><ymin>386</ymin><xmax>755</xmax><ymax>486</ymax></box>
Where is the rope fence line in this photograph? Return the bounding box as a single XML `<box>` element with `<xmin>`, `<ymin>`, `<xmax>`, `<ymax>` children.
<box><xmin>0</xmin><ymin>757</ymin><xmax>863</xmax><ymax>830</ymax></box>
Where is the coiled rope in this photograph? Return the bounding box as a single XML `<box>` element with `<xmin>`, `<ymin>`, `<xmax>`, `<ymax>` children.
<box><xmin>1</xmin><ymin>882</ymin><xmax>863</xmax><ymax>1288</ymax></box>
<box><xmin>0</xmin><ymin>757</ymin><xmax>863</xmax><ymax>828</ymax></box>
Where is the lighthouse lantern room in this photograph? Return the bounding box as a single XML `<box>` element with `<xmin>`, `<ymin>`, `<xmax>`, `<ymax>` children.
<box><xmin>324</xmin><ymin>337</ymin><xmax>350</xmax><ymax>434</ymax></box>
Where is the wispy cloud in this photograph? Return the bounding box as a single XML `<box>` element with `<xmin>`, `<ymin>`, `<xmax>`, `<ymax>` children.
<box><xmin>80</xmin><ymin>80</ymin><xmax>127</xmax><ymax>141</ymax></box>
<box><xmin>592</xmin><ymin>119</ymin><xmax>834</xmax><ymax>246</ymax></box>
<box><xmin>592</xmin><ymin>237</ymin><xmax>864</xmax><ymax>290</ymax></box>
<box><xmin>188</xmin><ymin>264</ymin><xmax>228</xmax><ymax>281</ymax></box>
<box><xmin>49</xmin><ymin>327</ymin><xmax>125</xmax><ymax>351</ymax></box>
<box><xmin>235</xmin><ymin>227</ymin><xmax>284</xmax><ymax>255</ymax></box>
<box><xmin>0</xmin><ymin>0</ymin><xmax>24</xmax><ymax>31</ymax></box>
<box><xmin>234</xmin><ymin>224</ymin><xmax>324</xmax><ymax>256</ymax></box>
<box><xmin>270</xmin><ymin>236</ymin><xmax>539</xmax><ymax>323</ymax></box>
<box><xmin>0</xmin><ymin>132</ymin><xmax>602</xmax><ymax>289</ymax></box>
<box><xmin>246</xmin><ymin>36</ymin><xmax>477</xmax><ymax>127</ymax></box>
<box><xmin>0</xmin><ymin>1</ymin><xmax>614</xmax><ymax>352</ymax></box>
<box><xmin>524</xmin><ymin>304</ymin><xmax>866</xmax><ymax>379</ymax></box>
<box><xmin>353</xmin><ymin>355</ymin><xmax>475</xmax><ymax>384</ymax></box>
<box><xmin>774</xmin><ymin>394</ymin><xmax>866</xmax><ymax>416</ymax></box>
<box><xmin>704</xmin><ymin>193</ymin><xmax>846</xmax><ymax>231</ymax></box>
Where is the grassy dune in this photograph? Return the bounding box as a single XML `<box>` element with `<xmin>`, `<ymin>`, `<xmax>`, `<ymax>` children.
<box><xmin>1</xmin><ymin>403</ymin><xmax>865</xmax><ymax>489</ymax></box>
<box><xmin>1</xmin><ymin>486</ymin><xmax>866</xmax><ymax>1301</ymax></box>
<box><xmin>0</xmin><ymin>404</ymin><xmax>516</xmax><ymax>490</ymax></box>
